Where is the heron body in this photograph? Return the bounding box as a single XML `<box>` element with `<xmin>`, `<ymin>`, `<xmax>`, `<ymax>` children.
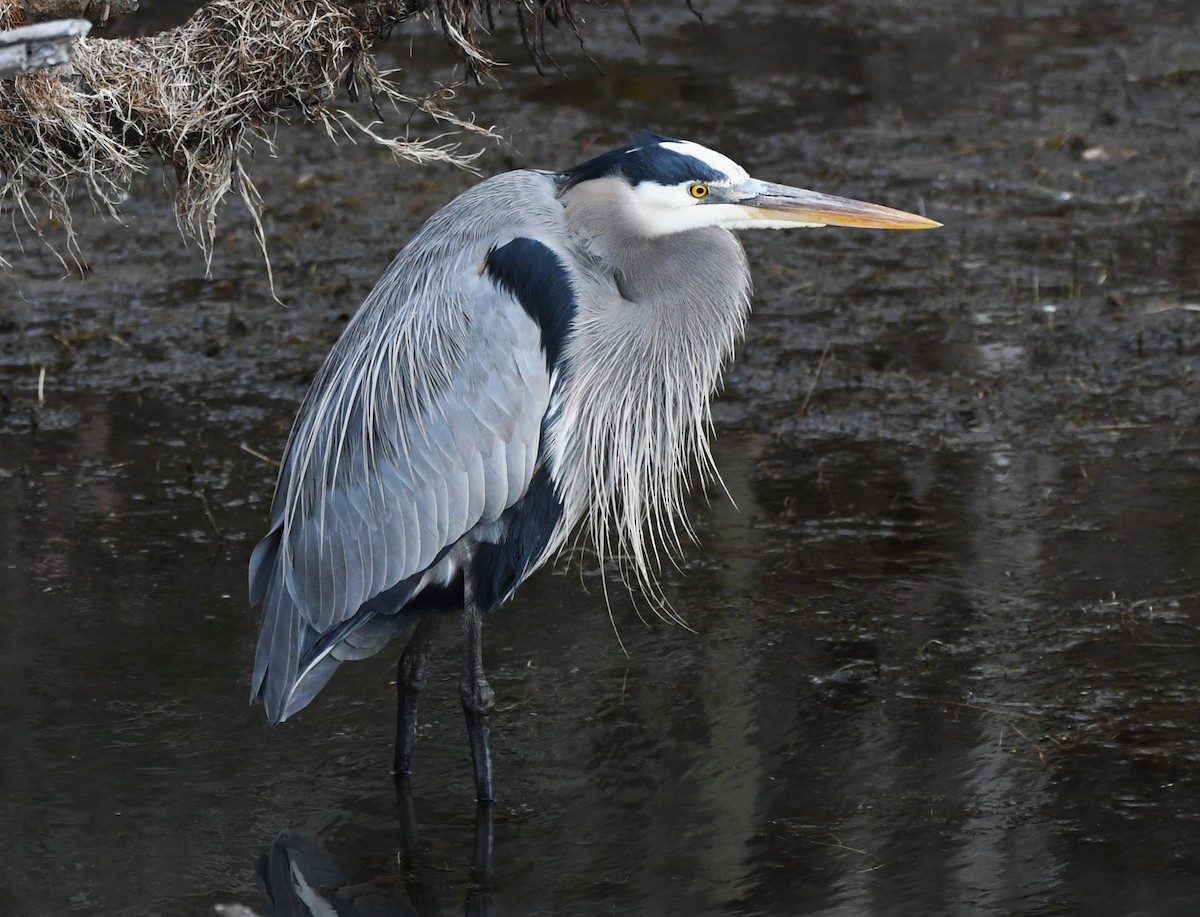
<box><xmin>249</xmin><ymin>134</ymin><xmax>938</xmax><ymax>800</ymax></box>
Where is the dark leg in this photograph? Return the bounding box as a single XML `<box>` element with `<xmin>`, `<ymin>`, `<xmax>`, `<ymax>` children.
<box><xmin>460</xmin><ymin>589</ymin><xmax>496</xmax><ymax>804</ymax></box>
<box><xmin>394</xmin><ymin>612</ymin><xmax>443</xmax><ymax>776</ymax></box>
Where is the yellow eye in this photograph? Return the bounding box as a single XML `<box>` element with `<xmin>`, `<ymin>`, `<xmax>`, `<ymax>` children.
<box><xmin>690</xmin><ymin>184</ymin><xmax>709</xmax><ymax>199</ymax></box>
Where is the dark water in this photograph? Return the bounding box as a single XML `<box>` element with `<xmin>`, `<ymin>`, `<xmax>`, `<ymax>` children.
<box><xmin>3</xmin><ymin>1</ymin><xmax>1200</xmax><ymax>914</ymax></box>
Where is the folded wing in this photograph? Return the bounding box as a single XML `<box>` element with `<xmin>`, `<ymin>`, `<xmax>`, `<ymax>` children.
<box><xmin>248</xmin><ymin>171</ymin><xmax>572</xmax><ymax>722</ymax></box>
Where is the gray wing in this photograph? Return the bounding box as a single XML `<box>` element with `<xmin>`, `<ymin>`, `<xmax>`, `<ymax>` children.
<box><xmin>249</xmin><ymin>171</ymin><xmax>568</xmax><ymax>722</ymax></box>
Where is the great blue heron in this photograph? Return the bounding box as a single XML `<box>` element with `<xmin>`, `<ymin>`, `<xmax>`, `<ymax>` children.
<box><xmin>249</xmin><ymin>133</ymin><xmax>938</xmax><ymax>801</ymax></box>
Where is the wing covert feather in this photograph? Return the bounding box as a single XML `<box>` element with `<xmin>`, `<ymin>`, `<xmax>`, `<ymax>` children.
<box><xmin>273</xmin><ymin>291</ymin><xmax>551</xmax><ymax>634</ymax></box>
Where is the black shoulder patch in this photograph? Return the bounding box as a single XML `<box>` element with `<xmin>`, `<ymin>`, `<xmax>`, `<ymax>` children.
<box><xmin>485</xmin><ymin>237</ymin><xmax>576</xmax><ymax>370</ymax></box>
<box><xmin>470</xmin><ymin>465</ymin><xmax>564</xmax><ymax>614</ymax></box>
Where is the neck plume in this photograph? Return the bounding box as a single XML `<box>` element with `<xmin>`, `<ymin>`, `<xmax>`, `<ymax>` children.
<box><xmin>549</xmin><ymin>196</ymin><xmax>753</xmax><ymax>613</ymax></box>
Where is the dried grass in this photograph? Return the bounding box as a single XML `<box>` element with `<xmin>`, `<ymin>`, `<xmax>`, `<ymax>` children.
<box><xmin>0</xmin><ymin>0</ymin><xmax>505</xmax><ymax>272</ymax></box>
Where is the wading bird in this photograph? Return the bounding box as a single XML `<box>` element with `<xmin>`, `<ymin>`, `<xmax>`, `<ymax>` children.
<box><xmin>249</xmin><ymin>134</ymin><xmax>938</xmax><ymax>801</ymax></box>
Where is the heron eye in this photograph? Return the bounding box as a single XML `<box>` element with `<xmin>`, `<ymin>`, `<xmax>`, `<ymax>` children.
<box><xmin>690</xmin><ymin>184</ymin><xmax>709</xmax><ymax>199</ymax></box>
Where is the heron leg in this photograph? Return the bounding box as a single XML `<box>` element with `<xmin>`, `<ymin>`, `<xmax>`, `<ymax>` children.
<box><xmin>460</xmin><ymin>592</ymin><xmax>496</xmax><ymax>804</ymax></box>
<box><xmin>393</xmin><ymin>612</ymin><xmax>443</xmax><ymax>776</ymax></box>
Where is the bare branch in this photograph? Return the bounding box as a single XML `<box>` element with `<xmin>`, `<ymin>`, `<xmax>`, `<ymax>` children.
<box><xmin>0</xmin><ymin>18</ymin><xmax>89</xmax><ymax>76</ymax></box>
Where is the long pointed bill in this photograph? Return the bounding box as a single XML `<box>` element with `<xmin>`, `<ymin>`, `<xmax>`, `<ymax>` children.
<box><xmin>738</xmin><ymin>179</ymin><xmax>940</xmax><ymax>230</ymax></box>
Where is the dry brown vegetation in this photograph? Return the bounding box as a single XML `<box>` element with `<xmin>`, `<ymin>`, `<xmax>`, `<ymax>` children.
<box><xmin>0</xmin><ymin>0</ymin><xmax>626</xmax><ymax>269</ymax></box>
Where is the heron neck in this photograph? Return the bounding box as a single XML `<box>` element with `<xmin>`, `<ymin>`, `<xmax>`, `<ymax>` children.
<box><xmin>549</xmin><ymin>187</ymin><xmax>753</xmax><ymax>601</ymax></box>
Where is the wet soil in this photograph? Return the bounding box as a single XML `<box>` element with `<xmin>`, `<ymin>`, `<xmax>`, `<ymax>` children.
<box><xmin>3</xmin><ymin>1</ymin><xmax>1200</xmax><ymax>914</ymax></box>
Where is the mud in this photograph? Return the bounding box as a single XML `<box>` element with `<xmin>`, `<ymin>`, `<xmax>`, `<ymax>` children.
<box><xmin>2</xmin><ymin>1</ymin><xmax>1199</xmax><ymax>914</ymax></box>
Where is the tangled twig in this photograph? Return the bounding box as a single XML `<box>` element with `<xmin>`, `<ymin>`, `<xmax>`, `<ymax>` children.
<box><xmin>0</xmin><ymin>0</ymin><xmax>619</xmax><ymax>271</ymax></box>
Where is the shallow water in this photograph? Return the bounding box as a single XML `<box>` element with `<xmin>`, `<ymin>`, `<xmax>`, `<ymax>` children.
<box><xmin>3</xmin><ymin>1</ymin><xmax>1200</xmax><ymax>914</ymax></box>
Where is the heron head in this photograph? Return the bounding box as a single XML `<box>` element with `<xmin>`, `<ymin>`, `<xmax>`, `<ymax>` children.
<box><xmin>557</xmin><ymin>133</ymin><xmax>940</xmax><ymax>238</ymax></box>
